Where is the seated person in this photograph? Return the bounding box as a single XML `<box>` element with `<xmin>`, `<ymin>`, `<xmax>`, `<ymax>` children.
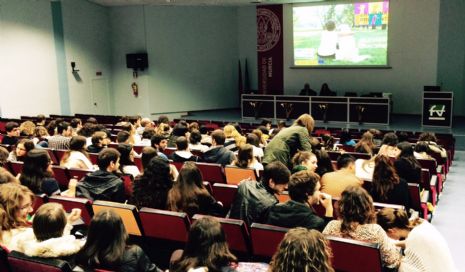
<box><xmin>117</xmin><ymin>144</ymin><xmax>140</xmax><ymax>178</ymax></box>
<box><xmin>203</xmin><ymin>130</ymin><xmax>236</xmax><ymax>166</ymax></box>
<box><xmin>266</xmin><ymin>170</ymin><xmax>333</xmax><ymax>231</ymax></box>
<box><xmin>76</xmin><ymin>148</ymin><xmax>125</xmax><ymax>203</ymax></box>
<box><xmin>336</xmin><ymin>130</ymin><xmax>356</xmax><ymax>146</ymax></box>
<box><xmin>15</xmin><ymin>203</ymin><xmax>84</xmax><ymax>261</ymax></box>
<box><xmin>320</xmin><ymin>83</ymin><xmax>336</xmax><ymax>96</ymax></box>
<box><xmin>299</xmin><ymin>83</ymin><xmax>317</xmax><ymax>96</ymax></box>
<box><xmin>321</xmin><ymin>154</ymin><xmax>362</xmax><ymax>198</ymax></box>
<box><xmin>60</xmin><ymin>136</ymin><xmax>94</xmax><ymax>170</ymax></box>
<box><xmin>417</xmin><ymin>132</ymin><xmax>447</xmax><ymax>159</ymax></box>
<box><xmin>1</xmin><ymin>122</ymin><xmax>20</xmax><ymax>146</ymax></box>
<box><xmin>87</xmin><ymin>131</ymin><xmax>110</xmax><ymax>154</ymax></box>
<box><xmin>188</xmin><ymin>129</ymin><xmax>209</xmax><ymax>153</ymax></box>
<box><xmin>291</xmin><ymin>151</ymin><xmax>317</xmax><ymax>174</ymax></box>
<box><xmin>76</xmin><ymin>210</ymin><xmax>161</xmax><ymax>272</ymax></box>
<box><xmin>231</xmin><ymin>144</ymin><xmax>263</xmax><ymax>175</ymax></box>
<box><xmin>323</xmin><ymin>186</ymin><xmax>401</xmax><ymax>269</ymax></box>
<box><xmin>140</xmin><ymin>127</ymin><xmax>156</xmax><ymax>147</ymax></box>
<box><xmin>378</xmin><ymin>132</ymin><xmax>400</xmax><ymax>157</ymax></box>
<box><xmin>20</xmin><ymin>149</ymin><xmax>61</xmax><ymax>196</ymax></box>
<box><xmin>7</xmin><ymin>139</ymin><xmax>34</xmax><ymax>162</ymax></box>
<box><xmin>414</xmin><ymin>141</ymin><xmax>432</xmax><ymax>160</ymax></box>
<box><xmin>229</xmin><ymin>161</ymin><xmax>290</xmax><ymax>226</ymax></box>
<box><xmin>170</xmin><ymin>136</ymin><xmax>200</xmax><ymax>163</ymax></box>
<box><xmin>151</xmin><ymin>134</ymin><xmax>169</xmax><ymax>160</ymax></box>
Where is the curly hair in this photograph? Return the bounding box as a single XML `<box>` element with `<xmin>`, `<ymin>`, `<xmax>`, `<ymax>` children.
<box><xmin>270</xmin><ymin>227</ymin><xmax>334</xmax><ymax>272</ymax></box>
<box><xmin>372</xmin><ymin>155</ymin><xmax>400</xmax><ymax>202</ymax></box>
<box><xmin>131</xmin><ymin>157</ymin><xmax>173</xmax><ymax>209</ymax></box>
<box><xmin>338</xmin><ymin>186</ymin><xmax>376</xmax><ymax>238</ymax></box>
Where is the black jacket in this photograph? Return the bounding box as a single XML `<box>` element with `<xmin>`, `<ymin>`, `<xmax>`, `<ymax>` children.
<box><xmin>76</xmin><ymin>170</ymin><xmax>125</xmax><ymax>202</ymax></box>
<box><xmin>266</xmin><ymin>200</ymin><xmax>329</xmax><ymax>231</ymax></box>
<box><xmin>203</xmin><ymin>146</ymin><xmax>235</xmax><ymax>166</ymax></box>
<box><xmin>229</xmin><ymin>180</ymin><xmax>277</xmax><ymax>226</ymax></box>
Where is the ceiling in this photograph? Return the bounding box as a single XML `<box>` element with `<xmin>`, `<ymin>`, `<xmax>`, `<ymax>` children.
<box><xmin>87</xmin><ymin>0</ymin><xmax>325</xmax><ymax>7</ymax></box>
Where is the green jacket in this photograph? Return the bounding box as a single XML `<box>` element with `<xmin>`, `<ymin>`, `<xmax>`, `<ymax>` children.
<box><xmin>263</xmin><ymin>125</ymin><xmax>312</xmax><ymax>168</ymax></box>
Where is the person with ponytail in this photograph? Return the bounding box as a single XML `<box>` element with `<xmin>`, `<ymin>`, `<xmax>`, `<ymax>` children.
<box><xmin>377</xmin><ymin>208</ymin><xmax>457</xmax><ymax>272</ymax></box>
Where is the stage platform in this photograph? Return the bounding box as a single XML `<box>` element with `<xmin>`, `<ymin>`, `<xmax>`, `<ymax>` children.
<box><xmin>181</xmin><ymin>108</ymin><xmax>465</xmax><ymax>150</ymax></box>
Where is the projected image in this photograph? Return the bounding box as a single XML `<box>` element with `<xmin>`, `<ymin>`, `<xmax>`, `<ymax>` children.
<box><xmin>293</xmin><ymin>1</ymin><xmax>389</xmax><ymax>66</ymax></box>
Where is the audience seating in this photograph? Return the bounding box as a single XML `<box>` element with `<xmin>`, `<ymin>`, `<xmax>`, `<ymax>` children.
<box><xmin>92</xmin><ymin>200</ymin><xmax>143</xmax><ymax>236</ymax></box>
<box><xmin>121</xmin><ymin>174</ymin><xmax>134</xmax><ymax>198</ymax></box>
<box><xmin>418</xmin><ymin>158</ymin><xmax>443</xmax><ymax>193</ymax></box>
<box><xmin>327</xmin><ymin>235</ymin><xmax>383</xmax><ymax>272</ymax></box>
<box><xmin>53</xmin><ymin>150</ymin><xmax>67</xmax><ymax>162</ymax></box>
<box><xmin>250</xmin><ymin>223</ymin><xmax>288</xmax><ymax>259</ymax></box>
<box><xmin>195</xmin><ymin>162</ymin><xmax>225</xmax><ymax>184</ymax></box>
<box><xmin>133</xmin><ymin>156</ymin><xmax>143</xmax><ymax>171</ymax></box>
<box><xmin>68</xmin><ymin>168</ymin><xmax>92</xmax><ymax>182</ymax></box>
<box><xmin>193</xmin><ymin>214</ymin><xmax>251</xmax><ymax>255</ymax></box>
<box><xmin>50</xmin><ymin>165</ymin><xmax>71</xmax><ymax>189</ymax></box>
<box><xmin>224</xmin><ymin>166</ymin><xmax>257</xmax><ymax>185</ymax></box>
<box><xmin>48</xmin><ymin>195</ymin><xmax>93</xmax><ymax>225</ymax></box>
<box><xmin>88</xmin><ymin>153</ymin><xmax>99</xmax><ymax>165</ymax></box>
<box><xmin>277</xmin><ymin>191</ymin><xmax>289</xmax><ymax>203</ymax></box>
<box><xmin>139</xmin><ymin>208</ymin><xmax>190</xmax><ymax>243</ymax></box>
<box><xmin>8</xmin><ymin>161</ymin><xmax>23</xmax><ymax>176</ymax></box>
<box><xmin>421</xmin><ymin>168</ymin><xmax>437</xmax><ymax>206</ymax></box>
<box><xmin>211</xmin><ymin>183</ymin><xmax>238</xmax><ymax>212</ymax></box>
<box><xmin>32</xmin><ymin>194</ymin><xmax>48</xmax><ymax>215</ymax></box>
<box><xmin>408</xmin><ymin>183</ymin><xmax>430</xmax><ymax>220</ymax></box>
<box><xmin>44</xmin><ymin>148</ymin><xmax>59</xmax><ymax>165</ymax></box>
<box><xmin>0</xmin><ymin>246</ymin><xmax>8</xmax><ymax>272</ymax></box>
<box><xmin>8</xmin><ymin>250</ymin><xmax>73</xmax><ymax>272</ymax></box>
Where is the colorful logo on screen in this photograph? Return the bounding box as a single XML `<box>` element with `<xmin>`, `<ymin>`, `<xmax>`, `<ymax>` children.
<box><xmin>428</xmin><ymin>105</ymin><xmax>446</xmax><ymax>121</ymax></box>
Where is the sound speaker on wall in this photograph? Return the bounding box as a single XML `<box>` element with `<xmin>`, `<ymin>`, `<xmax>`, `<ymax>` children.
<box><xmin>126</xmin><ymin>53</ymin><xmax>148</xmax><ymax>70</ymax></box>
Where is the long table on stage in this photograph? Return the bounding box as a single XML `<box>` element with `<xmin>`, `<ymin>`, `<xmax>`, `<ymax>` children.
<box><xmin>241</xmin><ymin>94</ymin><xmax>390</xmax><ymax>125</ymax></box>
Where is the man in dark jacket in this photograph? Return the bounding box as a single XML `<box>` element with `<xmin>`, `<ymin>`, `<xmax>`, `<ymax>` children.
<box><xmin>203</xmin><ymin>129</ymin><xmax>236</xmax><ymax>166</ymax></box>
<box><xmin>229</xmin><ymin>161</ymin><xmax>290</xmax><ymax>226</ymax></box>
<box><xmin>77</xmin><ymin>148</ymin><xmax>125</xmax><ymax>203</ymax></box>
<box><xmin>266</xmin><ymin>170</ymin><xmax>333</xmax><ymax>231</ymax></box>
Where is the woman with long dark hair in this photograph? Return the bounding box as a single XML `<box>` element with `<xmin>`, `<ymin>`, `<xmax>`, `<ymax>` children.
<box><xmin>116</xmin><ymin>143</ymin><xmax>140</xmax><ymax>178</ymax></box>
<box><xmin>167</xmin><ymin>162</ymin><xmax>222</xmax><ymax>217</ymax></box>
<box><xmin>395</xmin><ymin>142</ymin><xmax>422</xmax><ymax>184</ymax></box>
<box><xmin>76</xmin><ymin>209</ymin><xmax>161</xmax><ymax>271</ymax></box>
<box><xmin>131</xmin><ymin>157</ymin><xmax>173</xmax><ymax>209</ymax></box>
<box><xmin>170</xmin><ymin>216</ymin><xmax>237</xmax><ymax>272</ymax></box>
<box><xmin>370</xmin><ymin>155</ymin><xmax>411</xmax><ymax>211</ymax></box>
<box><xmin>231</xmin><ymin>144</ymin><xmax>263</xmax><ymax>174</ymax></box>
<box><xmin>323</xmin><ymin>186</ymin><xmax>400</xmax><ymax>269</ymax></box>
<box><xmin>20</xmin><ymin>149</ymin><xmax>60</xmax><ymax>196</ymax></box>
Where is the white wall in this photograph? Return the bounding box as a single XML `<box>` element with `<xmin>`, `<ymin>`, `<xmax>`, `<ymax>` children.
<box><xmin>62</xmin><ymin>0</ymin><xmax>112</xmax><ymax>115</ymax></box>
<box><xmin>0</xmin><ymin>0</ymin><xmax>61</xmax><ymax>118</ymax></box>
<box><xmin>282</xmin><ymin>0</ymin><xmax>440</xmax><ymax>115</ymax></box>
<box><xmin>110</xmin><ymin>6</ymin><xmax>239</xmax><ymax>118</ymax></box>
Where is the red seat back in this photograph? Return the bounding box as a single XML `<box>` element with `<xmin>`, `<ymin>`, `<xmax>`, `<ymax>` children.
<box><xmin>9</xmin><ymin>161</ymin><xmax>23</xmax><ymax>176</ymax></box>
<box><xmin>327</xmin><ymin>235</ymin><xmax>383</xmax><ymax>272</ymax></box>
<box><xmin>195</xmin><ymin>162</ymin><xmax>225</xmax><ymax>183</ymax></box>
<box><xmin>139</xmin><ymin>207</ymin><xmax>190</xmax><ymax>243</ymax></box>
<box><xmin>212</xmin><ymin>183</ymin><xmax>238</xmax><ymax>211</ymax></box>
<box><xmin>250</xmin><ymin>223</ymin><xmax>288</xmax><ymax>259</ymax></box>
<box><xmin>48</xmin><ymin>196</ymin><xmax>93</xmax><ymax>225</ymax></box>
<box><xmin>68</xmin><ymin>168</ymin><xmax>92</xmax><ymax>181</ymax></box>
<box><xmin>32</xmin><ymin>194</ymin><xmax>48</xmax><ymax>215</ymax></box>
<box><xmin>8</xmin><ymin>250</ymin><xmax>72</xmax><ymax>272</ymax></box>
<box><xmin>51</xmin><ymin>165</ymin><xmax>70</xmax><ymax>190</ymax></box>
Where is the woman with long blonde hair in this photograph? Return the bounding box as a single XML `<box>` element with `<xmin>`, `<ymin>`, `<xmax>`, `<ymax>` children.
<box><xmin>269</xmin><ymin>227</ymin><xmax>334</xmax><ymax>272</ymax></box>
<box><xmin>223</xmin><ymin>125</ymin><xmax>245</xmax><ymax>152</ymax></box>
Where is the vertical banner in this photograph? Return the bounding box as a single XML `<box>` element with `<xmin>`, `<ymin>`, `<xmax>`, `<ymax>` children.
<box><xmin>257</xmin><ymin>5</ymin><xmax>284</xmax><ymax>94</ymax></box>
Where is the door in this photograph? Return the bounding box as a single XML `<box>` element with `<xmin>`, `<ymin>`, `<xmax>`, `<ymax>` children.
<box><xmin>91</xmin><ymin>78</ymin><xmax>110</xmax><ymax>115</ymax></box>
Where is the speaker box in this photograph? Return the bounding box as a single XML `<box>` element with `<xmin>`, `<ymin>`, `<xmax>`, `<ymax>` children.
<box><xmin>126</xmin><ymin>53</ymin><xmax>148</xmax><ymax>70</ymax></box>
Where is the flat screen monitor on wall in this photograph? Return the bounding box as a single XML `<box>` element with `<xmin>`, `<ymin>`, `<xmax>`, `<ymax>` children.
<box><xmin>292</xmin><ymin>1</ymin><xmax>389</xmax><ymax>67</ymax></box>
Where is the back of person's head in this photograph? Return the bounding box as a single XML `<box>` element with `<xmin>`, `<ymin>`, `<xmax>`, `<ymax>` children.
<box><xmin>211</xmin><ymin>129</ymin><xmax>226</xmax><ymax>145</ymax></box>
<box><xmin>116</xmin><ymin>144</ymin><xmax>134</xmax><ymax>166</ymax></box>
<box><xmin>360</xmin><ymin>131</ymin><xmax>373</xmax><ymax>142</ymax></box>
<box><xmin>36</xmin><ymin>114</ymin><xmax>46</xmax><ymax>124</ymax></box>
<box><xmin>19</xmin><ymin>121</ymin><xmax>36</xmax><ymax>136</ymax></box>
<box><xmin>142</xmin><ymin>127</ymin><xmax>156</xmax><ymax>140</ymax></box>
<box><xmin>418</xmin><ymin>132</ymin><xmax>437</xmax><ymax>142</ymax></box>
<box><xmin>20</xmin><ymin>149</ymin><xmax>51</xmax><ymax>193</ymax></box>
<box><xmin>69</xmin><ymin>136</ymin><xmax>87</xmax><ymax>152</ymax></box>
<box><xmin>257</xmin><ymin>125</ymin><xmax>269</xmax><ymax>136</ymax></box>
<box><xmin>291</xmin><ymin>151</ymin><xmax>314</xmax><ymax>167</ymax></box>
<box><xmin>293</xmin><ymin>114</ymin><xmax>314</xmax><ymax>133</ymax></box>
<box><xmin>151</xmin><ymin>134</ymin><xmax>167</xmax><ymax>147</ymax></box>
<box><xmin>314</xmin><ymin>149</ymin><xmax>334</xmax><ymax>176</ymax></box>
<box><xmin>174</xmin><ymin>216</ymin><xmax>236</xmax><ymax>271</ymax></box>
<box><xmin>339</xmin><ymin>130</ymin><xmax>352</xmax><ymax>144</ymax></box>
<box><xmin>382</xmin><ymin>132</ymin><xmax>398</xmax><ymax>146</ymax></box>
<box><xmin>120</xmin><ymin>123</ymin><xmax>133</xmax><ymax>133</ymax></box>
<box><xmin>5</xmin><ymin>122</ymin><xmax>19</xmax><ymax>133</ymax></box>
<box><xmin>414</xmin><ymin>141</ymin><xmax>430</xmax><ymax>153</ymax></box>
<box><xmin>368</xmin><ymin>128</ymin><xmax>381</xmax><ymax>139</ymax></box>
<box><xmin>0</xmin><ymin>146</ymin><xmax>9</xmax><ymax>167</ymax></box>
<box><xmin>77</xmin><ymin>209</ymin><xmax>127</xmax><ymax>269</ymax></box>
<box><xmin>336</xmin><ymin>154</ymin><xmax>355</xmax><ymax>169</ymax></box>
<box><xmin>33</xmin><ymin>203</ymin><xmax>67</xmax><ymax>241</ymax></box>
<box><xmin>262</xmin><ymin>161</ymin><xmax>291</xmax><ymax>187</ymax></box>
<box><xmin>189</xmin><ymin>130</ymin><xmax>202</xmax><ymax>145</ymax></box>
<box><xmin>97</xmin><ymin>148</ymin><xmax>120</xmax><ymax>170</ymax></box>
<box><xmin>270</xmin><ymin>227</ymin><xmax>334</xmax><ymax>272</ymax></box>
<box><xmin>338</xmin><ymin>186</ymin><xmax>375</xmax><ymax>236</ymax></box>
<box><xmin>141</xmin><ymin>147</ymin><xmax>157</xmax><ymax>171</ymax></box>
<box><xmin>188</xmin><ymin>122</ymin><xmax>199</xmax><ymax>132</ymax></box>
<box><xmin>57</xmin><ymin>121</ymin><xmax>70</xmax><ymax>135</ymax></box>
<box><xmin>376</xmin><ymin>208</ymin><xmax>421</xmax><ymax>233</ymax></box>
<box><xmin>175</xmin><ymin>136</ymin><xmax>189</xmax><ymax>151</ymax></box>
<box><xmin>288</xmin><ymin>170</ymin><xmax>319</xmax><ymax>203</ymax></box>
<box><xmin>158</xmin><ymin>115</ymin><xmax>169</xmax><ymax>125</ymax></box>
<box><xmin>78</xmin><ymin>123</ymin><xmax>97</xmax><ymax>138</ymax></box>
<box><xmin>91</xmin><ymin>131</ymin><xmax>107</xmax><ymax>146</ymax></box>
<box><xmin>397</xmin><ymin>131</ymin><xmax>409</xmax><ymax>143</ymax></box>
<box><xmin>372</xmin><ymin>155</ymin><xmax>399</xmax><ymax>201</ymax></box>
<box><xmin>86</xmin><ymin>117</ymin><xmax>98</xmax><ymax>124</ymax></box>
<box><xmin>245</xmin><ymin>133</ymin><xmax>260</xmax><ymax>147</ymax></box>
<box><xmin>0</xmin><ymin>169</ymin><xmax>18</xmax><ymax>184</ymax></box>
<box><xmin>0</xmin><ymin>183</ymin><xmax>34</xmax><ymax>231</ymax></box>
<box><xmin>397</xmin><ymin>141</ymin><xmax>414</xmax><ymax>158</ymax></box>
<box><xmin>70</xmin><ymin>118</ymin><xmax>82</xmax><ymax>129</ymax></box>
<box><xmin>116</xmin><ymin>131</ymin><xmax>130</xmax><ymax>144</ymax></box>
<box><xmin>277</xmin><ymin>120</ymin><xmax>287</xmax><ymax>129</ymax></box>
<box><xmin>172</xmin><ymin>123</ymin><xmax>189</xmax><ymax>137</ymax></box>
<box><xmin>34</xmin><ymin>126</ymin><xmax>49</xmax><ymax>138</ymax></box>
<box><xmin>234</xmin><ymin>144</ymin><xmax>254</xmax><ymax>168</ymax></box>
<box><xmin>223</xmin><ymin>125</ymin><xmax>237</xmax><ymax>139</ymax></box>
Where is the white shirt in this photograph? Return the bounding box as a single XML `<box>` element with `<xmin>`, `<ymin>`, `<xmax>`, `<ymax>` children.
<box><xmin>61</xmin><ymin>151</ymin><xmax>94</xmax><ymax>170</ymax></box>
